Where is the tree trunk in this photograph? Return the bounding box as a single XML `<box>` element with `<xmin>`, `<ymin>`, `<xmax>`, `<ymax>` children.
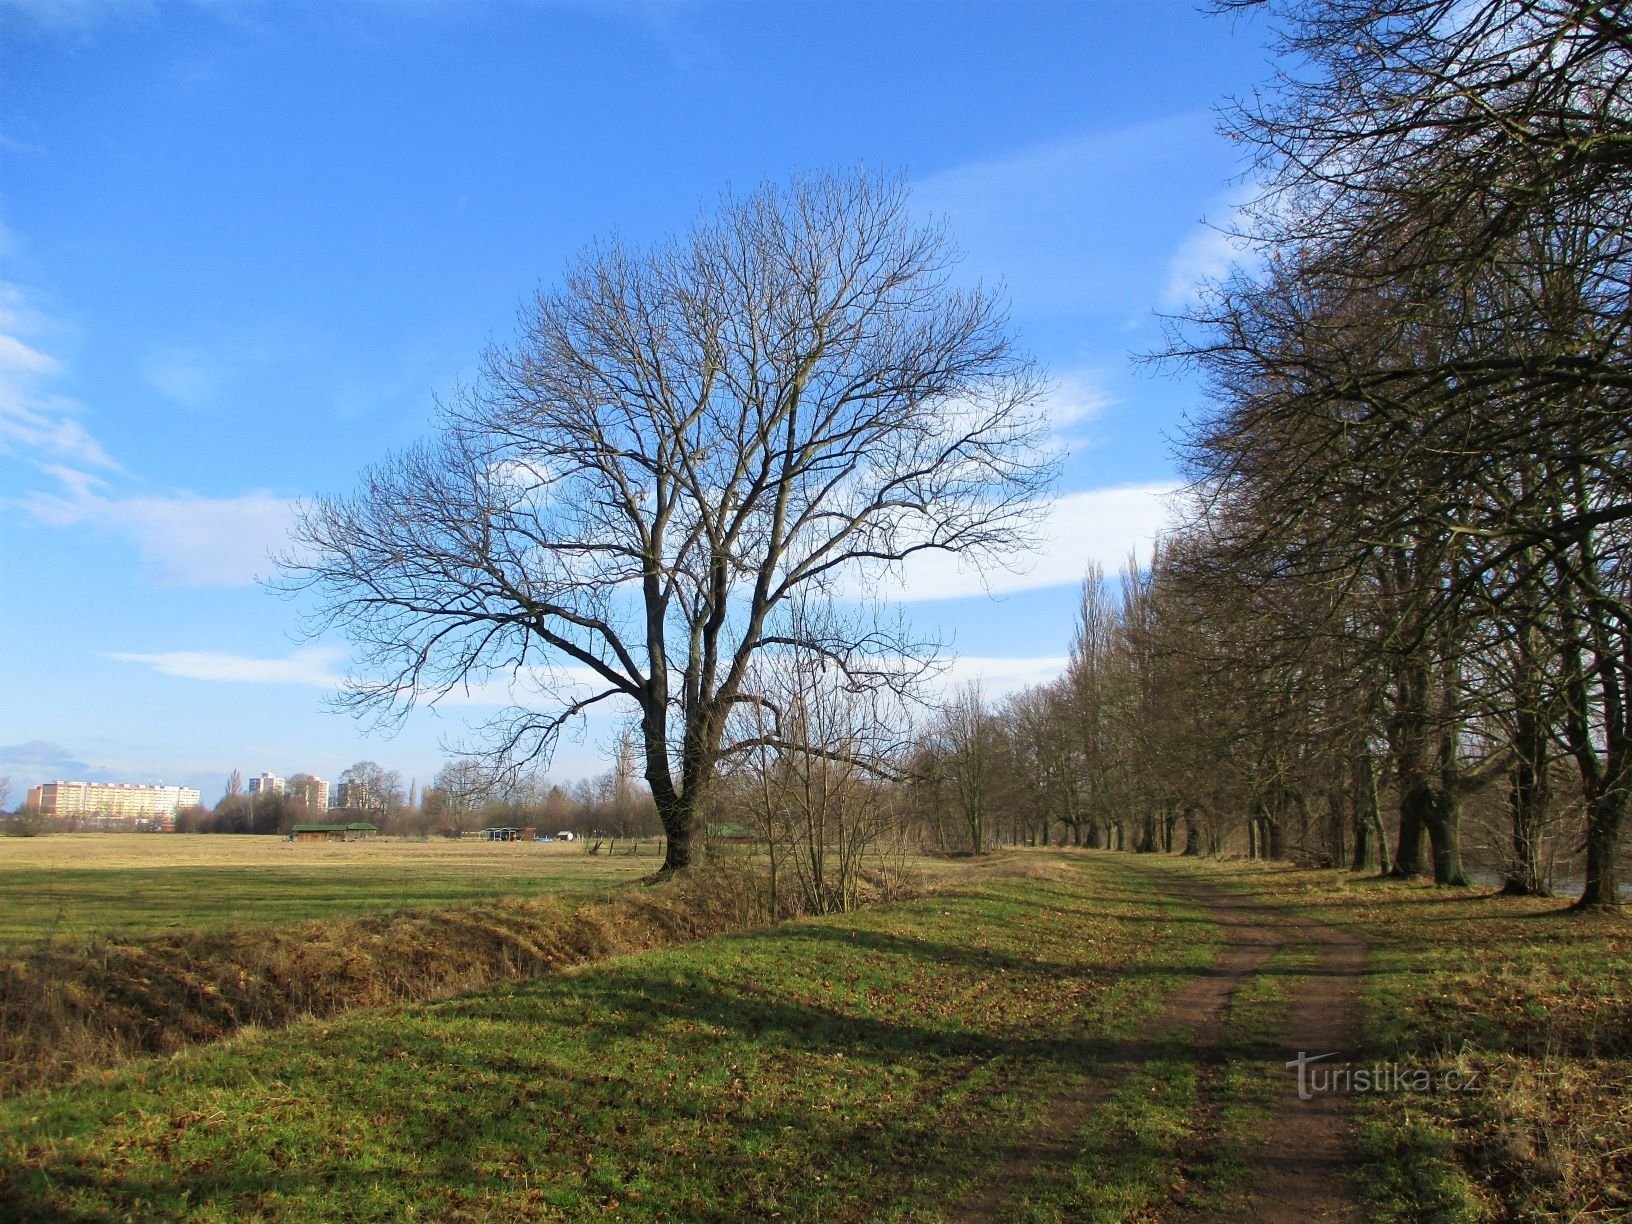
<box><xmin>1391</xmin><ymin>785</ymin><xmax>1429</xmax><ymax>878</ymax></box>
<box><xmin>1351</xmin><ymin>751</ymin><xmax>1379</xmax><ymax>872</ymax></box>
<box><xmin>658</xmin><ymin>796</ymin><xmax>701</xmax><ymax>873</ymax></box>
<box><xmin>1422</xmin><ymin>789</ymin><xmax>1469</xmax><ymax>886</ymax></box>
<box><xmin>1135</xmin><ymin>809</ymin><xmax>1157</xmax><ymax>853</ymax></box>
<box><xmin>1576</xmin><ymin>790</ymin><xmax>1626</xmax><ymax>911</ymax></box>
<box><xmin>1182</xmin><ymin>806</ymin><xmax>1202</xmax><ymax>857</ymax></box>
<box><xmin>1502</xmin><ymin>719</ymin><xmax>1551</xmax><ymax>896</ymax></box>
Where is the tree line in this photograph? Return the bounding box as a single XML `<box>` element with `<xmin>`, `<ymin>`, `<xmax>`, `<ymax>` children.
<box><xmin>1135</xmin><ymin>0</ymin><xmax>1632</xmax><ymax>910</ymax></box>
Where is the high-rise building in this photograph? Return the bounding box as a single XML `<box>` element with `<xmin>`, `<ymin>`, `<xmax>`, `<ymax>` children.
<box><xmin>247</xmin><ymin>771</ymin><xmax>285</xmax><ymax>797</ymax></box>
<box><xmin>286</xmin><ymin>776</ymin><xmax>330</xmax><ymax>810</ymax></box>
<box><xmin>24</xmin><ymin>780</ymin><xmax>201</xmax><ymax>829</ymax></box>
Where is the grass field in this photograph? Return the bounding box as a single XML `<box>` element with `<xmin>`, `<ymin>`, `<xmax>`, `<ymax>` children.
<box><xmin>0</xmin><ymin>852</ymin><xmax>1222</xmax><ymax>1223</ymax></box>
<box><xmin>2</xmin><ymin>849</ymin><xmax>1627</xmax><ymax>1221</ymax></box>
<box><xmin>0</xmin><ymin>834</ymin><xmax>661</xmax><ymax>947</ymax></box>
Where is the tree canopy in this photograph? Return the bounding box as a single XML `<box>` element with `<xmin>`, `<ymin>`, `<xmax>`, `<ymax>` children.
<box><xmin>281</xmin><ymin>170</ymin><xmax>1056</xmax><ymax>873</ymax></box>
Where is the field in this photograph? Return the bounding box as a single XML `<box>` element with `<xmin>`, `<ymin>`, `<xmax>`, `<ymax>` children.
<box><xmin>1</xmin><ymin>848</ymin><xmax>1628</xmax><ymax>1222</ymax></box>
<box><xmin>0</xmin><ymin>834</ymin><xmax>659</xmax><ymax>947</ymax></box>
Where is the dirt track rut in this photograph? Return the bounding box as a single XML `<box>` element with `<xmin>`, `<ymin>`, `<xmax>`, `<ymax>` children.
<box><xmin>943</xmin><ymin>866</ymin><xmax>1367</xmax><ymax>1223</ymax></box>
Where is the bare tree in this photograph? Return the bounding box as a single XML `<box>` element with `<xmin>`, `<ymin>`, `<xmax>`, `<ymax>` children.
<box><xmin>338</xmin><ymin>760</ymin><xmax>403</xmax><ymax>816</ymax></box>
<box><xmin>281</xmin><ymin>170</ymin><xmax>1055</xmax><ymax>875</ymax></box>
<box><xmin>932</xmin><ymin>681</ymin><xmax>1000</xmax><ymax>855</ymax></box>
<box><xmin>737</xmin><ymin>634</ymin><xmax>908</xmax><ymax>912</ymax></box>
<box><xmin>425</xmin><ymin>758</ymin><xmax>495</xmax><ymax>834</ymax></box>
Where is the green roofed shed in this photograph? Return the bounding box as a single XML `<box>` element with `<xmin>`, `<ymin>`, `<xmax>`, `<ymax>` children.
<box><xmin>291</xmin><ymin>823</ymin><xmax>378</xmax><ymax>843</ymax></box>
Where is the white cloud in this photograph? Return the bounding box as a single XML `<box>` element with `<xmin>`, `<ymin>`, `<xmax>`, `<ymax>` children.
<box><xmin>19</xmin><ymin>469</ymin><xmax>295</xmax><ymax>586</ymax></box>
<box><xmin>1161</xmin><ymin>185</ymin><xmax>1263</xmax><ymax>308</ymax></box>
<box><xmin>914</xmin><ymin>112</ymin><xmax>1223</xmax><ymax>314</ymax></box>
<box><xmin>940</xmin><ymin>655</ymin><xmax>1071</xmax><ymax>701</ymax></box>
<box><xmin>0</xmin><ymin>280</ymin><xmax>294</xmax><ymax>585</ymax></box>
<box><xmin>0</xmin><ymin>280</ymin><xmax>119</xmax><ymax>470</ymax></box>
<box><xmin>1163</xmin><ymin>225</ymin><xmax>1244</xmax><ymax>307</ymax></box>
<box><xmin>1</xmin><ymin>0</ymin><xmax>157</xmax><ymax>38</ymax></box>
<box><xmin>0</xmin><ymin>386</ymin><xmax>119</xmax><ymax>469</ymax></box>
<box><xmin>879</xmin><ymin>481</ymin><xmax>1178</xmax><ymax>603</ymax></box>
<box><xmin>1044</xmin><ymin>373</ymin><xmax>1114</xmax><ymax>433</ymax></box>
<box><xmin>427</xmin><ymin>663</ymin><xmax>620</xmax><ymax>707</ymax></box>
<box><xmin>0</xmin><ymin>333</ymin><xmax>60</xmax><ymax>375</ymax></box>
<box><xmin>140</xmin><ymin>346</ymin><xmax>224</xmax><ymax>409</ymax></box>
<box><xmin>107</xmin><ymin>646</ymin><xmax>346</xmax><ymax>687</ymax></box>
<box><xmin>140</xmin><ymin>336</ymin><xmax>287</xmax><ymax>411</ymax></box>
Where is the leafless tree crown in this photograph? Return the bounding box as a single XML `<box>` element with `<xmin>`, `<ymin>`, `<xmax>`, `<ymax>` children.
<box><xmin>279</xmin><ymin>170</ymin><xmax>1056</xmax><ymax>871</ymax></box>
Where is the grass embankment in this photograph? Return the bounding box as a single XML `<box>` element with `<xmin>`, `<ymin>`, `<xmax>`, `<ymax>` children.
<box><xmin>0</xmin><ymin>834</ymin><xmax>658</xmax><ymax>947</ymax></box>
<box><xmin>1144</xmin><ymin>858</ymin><xmax>1632</xmax><ymax>1222</ymax></box>
<box><xmin>0</xmin><ymin>857</ymin><xmax>840</xmax><ymax>1099</ymax></box>
<box><xmin>0</xmin><ymin>852</ymin><xmax>1220</xmax><ymax>1223</ymax></box>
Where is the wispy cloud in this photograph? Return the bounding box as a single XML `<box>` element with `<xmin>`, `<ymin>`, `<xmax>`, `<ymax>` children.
<box><xmin>914</xmin><ymin>112</ymin><xmax>1222</xmax><ymax>314</ymax></box>
<box><xmin>20</xmin><ymin>469</ymin><xmax>296</xmax><ymax>586</ymax></box>
<box><xmin>940</xmin><ymin>655</ymin><xmax>1071</xmax><ymax>701</ymax></box>
<box><xmin>0</xmin><ymin>332</ymin><xmax>60</xmax><ymax>376</ymax></box>
<box><xmin>140</xmin><ymin>336</ymin><xmax>288</xmax><ymax>411</ymax></box>
<box><xmin>0</xmin><ymin>279</ymin><xmax>296</xmax><ymax>586</ymax></box>
<box><xmin>1</xmin><ymin>0</ymin><xmax>156</xmax><ymax>38</ymax></box>
<box><xmin>879</xmin><ymin>481</ymin><xmax>1178</xmax><ymax>603</ymax></box>
<box><xmin>0</xmin><ymin>280</ymin><xmax>119</xmax><ymax>470</ymax></box>
<box><xmin>107</xmin><ymin>646</ymin><xmax>346</xmax><ymax>687</ymax></box>
<box><xmin>140</xmin><ymin>345</ymin><xmax>226</xmax><ymax>409</ymax></box>
<box><xmin>1161</xmin><ymin>185</ymin><xmax>1262</xmax><ymax>308</ymax></box>
<box><xmin>1042</xmin><ymin>372</ymin><xmax>1116</xmax><ymax>451</ymax></box>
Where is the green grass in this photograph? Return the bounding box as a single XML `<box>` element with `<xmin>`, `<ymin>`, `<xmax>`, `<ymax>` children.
<box><xmin>1139</xmin><ymin>858</ymin><xmax>1632</xmax><ymax>1223</ymax></box>
<box><xmin>0</xmin><ymin>852</ymin><xmax>1221</xmax><ymax>1223</ymax></box>
<box><xmin>1000</xmin><ymin>921</ymin><xmax>1298</xmax><ymax>1222</ymax></box>
<box><xmin>1011</xmin><ymin>1039</ymin><xmax>1202</xmax><ymax>1223</ymax></box>
<box><xmin>0</xmin><ymin>835</ymin><xmax>658</xmax><ymax>947</ymax></box>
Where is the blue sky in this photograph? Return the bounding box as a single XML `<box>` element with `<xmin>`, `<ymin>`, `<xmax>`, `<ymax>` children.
<box><xmin>0</xmin><ymin>0</ymin><xmax>1273</xmax><ymax>804</ymax></box>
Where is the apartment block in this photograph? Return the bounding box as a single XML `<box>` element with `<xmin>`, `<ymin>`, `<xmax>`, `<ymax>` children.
<box><xmin>286</xmin><ymin>776</ymin><xmax>330</xmax><ymax>809</ymax></box>
<box><xmin>24</xmin><ymin>780</ymin><xmax>202</xmax><ymax>829</ymax></box>
<box><xmin>247</xmin><ymin>771</ymin><xmax>284</xmax><ymax>797</ymax></box>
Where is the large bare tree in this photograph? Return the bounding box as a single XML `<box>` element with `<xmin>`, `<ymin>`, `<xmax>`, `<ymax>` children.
<box><xmin>281</xmin><ymin>171</ymin><xmax>1055</xmax><ymax>874</ymax></box>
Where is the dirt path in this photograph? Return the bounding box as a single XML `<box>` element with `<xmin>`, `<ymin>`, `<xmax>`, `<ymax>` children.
<box><xmin>942</xmin><ymin>865</ymin><xmax>1367</xmax><ymax>1224</ymax></box>
<box><xmin>1227</xmin><ymin>901</ymin><xmax>1368</xmax><ymax>1222</ymax></box>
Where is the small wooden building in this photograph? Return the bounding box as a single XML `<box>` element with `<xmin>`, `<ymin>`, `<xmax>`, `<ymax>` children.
<box><xmin>291</xmin><ymin>822</ymin><xmax>378</xmax><ymax>843</ymax></box>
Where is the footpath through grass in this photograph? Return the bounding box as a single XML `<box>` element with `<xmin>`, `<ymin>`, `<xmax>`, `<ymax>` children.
<box><xmin>0</xmin><ymin>851</ymin><xmax>1220</xmax><ymax>1223</ymax></box>
<box><xmin>1133</xmin><ymin>857</ymin><xmax>1632</xmax><ymax>1223</ymax></box>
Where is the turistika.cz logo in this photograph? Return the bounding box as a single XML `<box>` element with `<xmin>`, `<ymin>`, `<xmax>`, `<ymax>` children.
<box><xmin>1285</xmin><ymin>1051</ymin><xmax>1484</xmax><ymax>1101</ymax></box>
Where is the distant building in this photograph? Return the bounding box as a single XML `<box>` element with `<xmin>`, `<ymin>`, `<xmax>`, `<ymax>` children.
<box><xmin>247</xmin><ymin>771</ymin><xmax>284</xmax><ymax>797</ymax></box>
<box><xmin>290</xmin><ymin>822</ymin><xmax>378</xmax><ymax>843</ymax></box>
<box><xmin>24</xmin><ymin>780</ymin><xmax>201</xmax><ymax>830</ymax></box>
<box><xmin>333</xmin><ymin>780</ymin><xmax>381</xmax><ymax>810</ymax></box>
<box><xmin>286</xmin><ymin>776</ymin><xmax>330</xmax><ymax>810</ymax></box>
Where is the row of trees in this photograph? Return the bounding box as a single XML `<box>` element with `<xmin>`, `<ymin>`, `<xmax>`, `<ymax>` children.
<box><xmin>180</xmin><ymin>753</ymin><xmax>664</xmax><ymax>841</ymax></box>
<box><xmin>1149</xmin><ymin>0</ymin><xmax>1631</xmax><ymax>909</ymax></box>
<box><xmin>905</xmin><ymin>0</ymin><xmax>1623</xmax><ymax>911</ymax></box>
<box><xmin>708</xmin><ymin>24</ymin><xmax>1632</xmax><ymax>909</ymax></box>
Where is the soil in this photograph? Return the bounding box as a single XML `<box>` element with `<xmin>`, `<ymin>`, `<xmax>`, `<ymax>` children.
<box><xmin>943</xmin><ymin>866</ymin><xmax>1368</xmax><ymax>1223</ymax></box>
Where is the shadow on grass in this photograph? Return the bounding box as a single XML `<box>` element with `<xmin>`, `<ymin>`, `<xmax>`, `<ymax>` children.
<box><xmin>2</xmin><ymin>894</ymin><xmax>1230</xmax><ymax>1221</ymax></box>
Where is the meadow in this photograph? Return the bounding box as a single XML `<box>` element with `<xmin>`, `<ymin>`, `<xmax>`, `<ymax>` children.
<box><xmin>0</xmin><ymin>853</ymin><xmax>1223</xmax><ymax>1222</ymax></box>
<box><xmin>1</xmin><ymin>847</ymin><xmax>1627</xmax><ymax>1221</ymax></box>
<box><xmin>0</xmin><ymin>833</ymin><xmax>658</xmax><ymax>948</ymax></box>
